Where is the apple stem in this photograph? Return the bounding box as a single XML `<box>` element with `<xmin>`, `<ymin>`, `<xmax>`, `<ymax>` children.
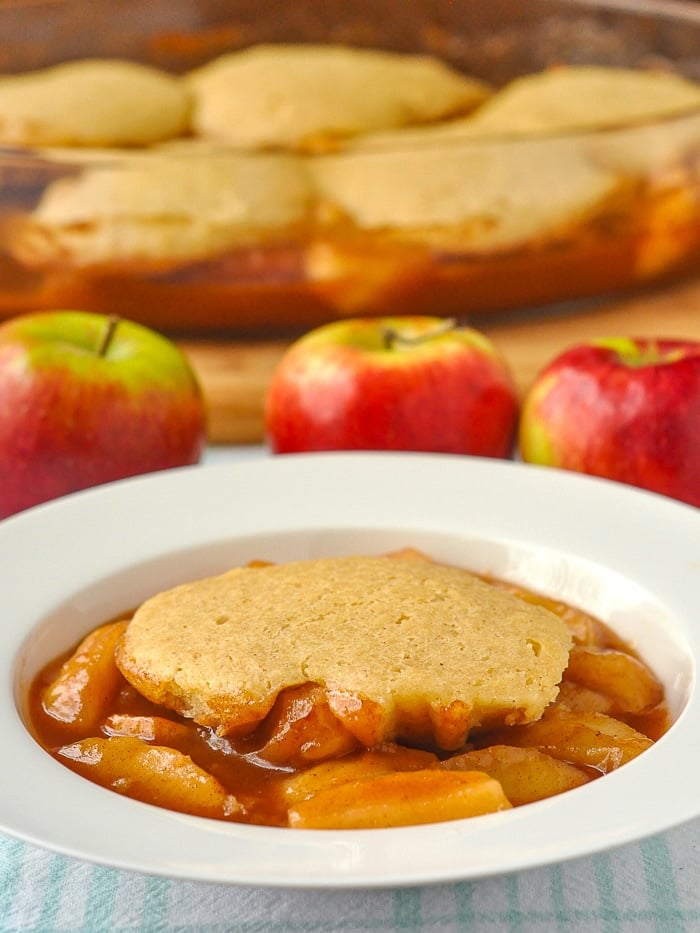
<box><xmin>97</xmin><ymin>315</ymin><xmax>120</xmax><ymax>357</ymax></box>
<box><xmin>382</xmin><ymin>317</ymin><xmax>457</xmax><ymax>350</ymax></box>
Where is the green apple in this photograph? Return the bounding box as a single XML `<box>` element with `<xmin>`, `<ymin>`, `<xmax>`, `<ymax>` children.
<box><xmin>0</xmin><ymin>310</ymin><xmax>207</xmax><ymax>519</ymax></box>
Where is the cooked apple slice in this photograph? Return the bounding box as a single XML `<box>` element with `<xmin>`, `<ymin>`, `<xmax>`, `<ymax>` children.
<box><xmin>41</xmin><ymin>620</ymin><xmax>128</xmax><ymax>735</ymax></box>
<box><xmin>58</xmin><ymin>735</ymin><xmax>245</xmax><ymax>820</ymax></box>
<box><xmin>287</xmin><ymin>769</ymin><xmax>511</xmax><ymax>829</ymax></box>
<box><xmin>564</xmin><ymin>646</ymin><xmax>664</xmax><ymax>714</ymax></box>
<box><xmin>281</xmin><ymin>745</ymin><xmax>438</xmax><ymax>805</ymax></box>
<box><xmin>440</xmin><ymin>744</ymin><xmax>590</xmax><ymax>805</ymax></box>
<box><xmin>485</xmin><ymin>709</ymin><xmax>653</xmax><ymax>773</ymax></box>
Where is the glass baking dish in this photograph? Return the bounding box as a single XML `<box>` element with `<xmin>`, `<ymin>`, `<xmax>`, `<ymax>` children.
<box><xmin>0</xmin><ymin>0</ymin><xmax>699</xmax><ymax>336</ymax></box>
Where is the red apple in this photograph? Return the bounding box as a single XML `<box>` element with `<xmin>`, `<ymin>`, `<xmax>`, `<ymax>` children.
<box><xmin>519</xmin><ymin>337</ymin><xmax>700</xmax><ymax>507</ymax></box>
<box><xmin>265</xmin><ymin>316</ymin><xmax>519</xmax><ymax>456</ymax></box>
<box><xmin>0</xmin><ymin>310</ymin><xmax>207</xmax><ymax>519</ymax></box>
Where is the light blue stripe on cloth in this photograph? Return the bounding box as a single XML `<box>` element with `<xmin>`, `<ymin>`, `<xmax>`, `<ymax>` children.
<box><xmin>35</xmin><ymin>854</ymin><xmax>68</xmax><ymax>932</ymax></box>
<box><xmin>593</xmin><ymin>853</ymin><xmax>621</xmax><ymax>932</ymax></box>
<box><xmin>393</xmin><ymin>887</ymin><xmax>423</xmax><ymax>930</ymax></box>
<box><xmin>547</xmin><ymin>863</ymin><xmax>567</xmax><ymax>929</ymax></box>
<box><xmin>0</xmin><ymin>836</ymin><xmax>24</xmax><ymax>922</ymax></box>
<box><xmin>80</xmin><ymin>864</ymin><xmax>120</xmax><ymax>932</ymax></box>
<box><xmin>640</xmin><ymin>836</ymin><xmax>686</xmax><ymax>933</ymax></box>
<box><xmin>454</xmin><ymin>881</ymin><xmax>476</xmax><ymax>927</ymax></box>
<box><xmin>140</xmin><ymin>875</ymin><xmax>171</xmax><ymax>933</ymax></box>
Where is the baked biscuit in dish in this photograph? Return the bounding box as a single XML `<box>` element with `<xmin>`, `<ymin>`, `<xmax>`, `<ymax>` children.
<box><xmin>460</xmin><ymin>65</ymin><xmax>700</xmax><ymax>136</ymax></box>
<box><xmin>185</xmin><ymin>43</ymin><xmax>490</xmax><ymax>151</ymax></box>
<box><xmin>10</xmin><ymin>151</ymin><xmax>314</xmax><ymax>268</ymax></box>
<box><xmin>0</xmin><ymin>59</ymin><xmax>191</xmax><ymax>148</ymax></box>
<box><xmin>309</xmin><ymin>135</ymin><xmax>621</xmax><ymax>252</ymax></box>
<box><xmin>114</xmin><ymin>555</ymin><xmax>572</xmax><ymax>750</ymax></box>
<box><xmin>346</xmin><ymin>63</ymin><xmax>700</xmax><ymax>169</ymax></box>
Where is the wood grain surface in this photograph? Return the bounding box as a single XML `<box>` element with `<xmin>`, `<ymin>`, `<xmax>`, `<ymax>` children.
<box><xmin>179</xmin><ymin>276</ymin><xmax>700</xmax><ymax>445</ymax></box>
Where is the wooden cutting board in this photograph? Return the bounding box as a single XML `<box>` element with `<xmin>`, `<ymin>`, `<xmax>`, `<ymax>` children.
<box><xmin>179</xmin><ymin>276</ymin><xmax>700</xmax><ymax>445</ymax></box>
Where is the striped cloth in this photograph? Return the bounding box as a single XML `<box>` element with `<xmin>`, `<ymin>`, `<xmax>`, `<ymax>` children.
<box><xmin>2</xmin><ymin>820</ymin><xmax>699</xmax><ymax>932</ymax></box>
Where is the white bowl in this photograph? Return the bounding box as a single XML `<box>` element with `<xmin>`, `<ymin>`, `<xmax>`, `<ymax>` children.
<box><xmin>1</xmin><ymin>452</ymin><xmax>698</xmax><ymax>887</ymax></box>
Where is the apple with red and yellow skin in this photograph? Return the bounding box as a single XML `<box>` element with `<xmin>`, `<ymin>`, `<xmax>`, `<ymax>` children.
<box><xmin>0</xmin><ymin>310</ymin><xmax>207</xmax><ymax>519</ymax></box>
<box><xmin>265</xmin><ymin>316</ymin><xmax>519</xmax><ymax>456</ymax></box>
<box><xmin>519</xmin><ymin>337</ymin><xmax>700</xmax><ymax>507</ymax></box>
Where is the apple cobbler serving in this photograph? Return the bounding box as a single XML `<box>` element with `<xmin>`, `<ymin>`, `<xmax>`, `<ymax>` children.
<box><xmin>28</xmin><ymin>550</ymin><xmax>669</xmax><ymax>830</ymax></box>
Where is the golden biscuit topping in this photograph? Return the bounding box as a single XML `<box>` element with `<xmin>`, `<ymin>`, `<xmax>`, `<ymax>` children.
<box><xmin>115</xmin><ymin>555</ymin><xmax>572</xmax><ymax>749</ymax></box>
